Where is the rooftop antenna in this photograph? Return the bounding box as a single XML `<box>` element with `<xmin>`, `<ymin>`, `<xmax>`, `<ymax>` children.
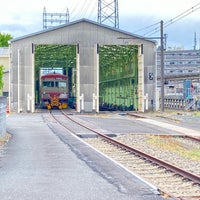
<box><xmin>97</xmin><ymin>0</ymin><xmax>119</xmax><ymax>28</ymax></box>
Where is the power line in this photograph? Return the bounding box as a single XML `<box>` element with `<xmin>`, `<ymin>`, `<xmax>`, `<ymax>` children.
<box><xmin>134</xmin><ymin>21</ymin><xmax>160</xmax><ymax>34</ymax></box>
<box><xmin>164</xmin><ymin>2</ymin><xmax>200</xmax><ymax>28</ymax></box>
<box><xmin>69</xmin><ymin>0</ymin><xmax>97</xmax><ymax>21</ymax></box>
<box><xmin>143</xmin><ymin>23</ymin><xmax>161</xmax><ymax>36</ymax></box>
<box><xmin>140</xmin><ymin>2</ymin><xmax>200</xmax><ymax>37</ymax></box>
<box><xmin>87</xmin><ymin>1</ymin><xmax>98</xmax><ymax>20</ymax></box>
<box><xmin>75</xmin><ymin>0</ymin><xmax>90</xmax><ymax>18</ymax></box>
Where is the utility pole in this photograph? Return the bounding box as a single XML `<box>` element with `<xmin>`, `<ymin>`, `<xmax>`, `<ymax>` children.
<box><xmin>160</xmin><ymin>20</ymin><xmax>164</xmax><ymax>112</ymax></box>
<box><xmin>194</xmin><ymin>32</ymin><xmax>197</xmax><ymax>50</ymax></box>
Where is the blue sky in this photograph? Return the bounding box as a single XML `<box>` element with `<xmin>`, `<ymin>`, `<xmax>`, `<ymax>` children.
<box><xmin>0</xmin><ymin>0</ymin><xmax>200</xmax><ymax>49</ymax></box>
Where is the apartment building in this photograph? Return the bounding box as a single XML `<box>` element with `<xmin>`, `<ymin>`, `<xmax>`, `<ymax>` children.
<box><xmin>157</xmin><ymin>48</ymin><xmax>200</xmax><ymax>77</ymax></box>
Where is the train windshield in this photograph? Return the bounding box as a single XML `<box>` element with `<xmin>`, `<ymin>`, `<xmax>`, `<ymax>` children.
<box><xmin>42</xmin><ymin>81</ymin><xmax>67</xmax><ymax>88</ymax></box>
<box><xmin>43</xmin><ymin>81</ymin><xmax>54</xmax><ymax>87</ymax></box>
<box><xmin>55</xmin><ymin>81</ymin><xmax>67</xmax><ymax>88</ymax></box>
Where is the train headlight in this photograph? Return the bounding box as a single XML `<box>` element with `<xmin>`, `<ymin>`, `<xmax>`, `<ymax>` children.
<box><xmin>59</xmin><ymin>92</ymin><xmax>68</xmax><ymax>98</ymax></box>
<box><xmin>42</xmin><ymin>92</ymin><xmax>50</xmax><ymax>99</ymax></box>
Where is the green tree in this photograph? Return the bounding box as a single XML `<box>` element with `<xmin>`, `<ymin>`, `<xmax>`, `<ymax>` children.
<box><xmin>0</xmin><ymin>65</ymin><xmax>3</xmax><ymax>96</ymax></box>
<box><xmin>0</xmin><ymin>32</ymin><xmax>12</xmax><ymax>47</ymax></box>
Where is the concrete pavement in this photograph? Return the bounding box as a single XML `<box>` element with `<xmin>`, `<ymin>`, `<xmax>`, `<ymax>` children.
<box><xmin>1</xmin><ymin>113</ymin><xmax>166</xmax><ymax>200</ymax></box>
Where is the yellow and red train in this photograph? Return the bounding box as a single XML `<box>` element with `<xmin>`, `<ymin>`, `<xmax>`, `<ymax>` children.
<box><xmin>40</xmin><ymin>73</ymin><xmax>68</xmax><ymax>109</ymax></box>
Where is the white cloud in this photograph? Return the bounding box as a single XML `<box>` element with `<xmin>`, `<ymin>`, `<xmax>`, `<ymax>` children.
<box><xmin>0</xmin><ymin>0</ymin><xmax>200</xmax><ymax>49</ymax></box>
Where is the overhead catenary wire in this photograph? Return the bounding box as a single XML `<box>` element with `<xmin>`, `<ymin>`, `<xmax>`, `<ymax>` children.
<box><xmin>164</xmin><ymin>2</ymin><xmax>200</xmax><ymax>28</ymax></box>
<box><xmin>141</xmin><ymin>2</ymin><xmax>200</xmax><ymax>37</ymax></box>
<box><xmin>142</xmin><ymin>23</ymin><xmax>161</xmax><ymax>36</ymax></box>
<box><xmin>69</xmin><ymin>0</ymin><xmax>98</xmax><ymax>21</ymax></box>
<box><xmin>134</xmin><ymin>21</ymin><xmax>160</xmax><ymax>34</ymax></box>
<box><xmin>87</xmin><ymin>1</ymin><xmax>98</xmax><ymax>20</ymax></box>
<box><xmin>75</xmin><ymin>0</ymin><xmax>90</xmax><ymax>19</ymax></box>
<box><xmin>52</xmin><ymin>1</ymin><xmax>200</xmax><ymax>37</ymax></box>
<box><xmin>68</xmin><ymin>1</ymin><xmax>81</xmax><ymax>19</ymax></box>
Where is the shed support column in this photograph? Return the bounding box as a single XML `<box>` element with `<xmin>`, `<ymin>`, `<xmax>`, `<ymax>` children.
<box><xmin>31</xmin><ymin>45</ymin><xmax>35</xmax><ymax>113</ymax></box>
<box><xmin>94</xmin><ymin>44</ymin><xmax>99</xmax><ymax>113</ymax></box>
<box><xmin>17</xmin><ymin>49</ymin><xmax>20</xmax><ymax>113</ymax></box>
<box><xmin>76</xmin><ymin>44</ymin><xmax>81</xmax><ymax>112</ymax></box>
<box><xmin>138</xmin><ymin>45</ymin><xmax>144</xmax><ymax>112</ymax></box>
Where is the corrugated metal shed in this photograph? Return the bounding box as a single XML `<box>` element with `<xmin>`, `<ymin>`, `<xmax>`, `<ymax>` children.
<box><xmin>10</xmin><ymin>18</ymin><xmax>157</xmax><ymax>113</ymax></box>
<box><xmin>11</xmin><ymin>18</ymin><xmax>155</xmax><ymax>43</ymax></box>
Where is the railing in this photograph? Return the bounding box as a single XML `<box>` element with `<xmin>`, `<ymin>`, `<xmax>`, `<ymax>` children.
<box><xmin>0</xmin><ymin>97</ymin><xmax>7</xmax><ymax>137</ymax></box>
<box><xmin>164</xmin><ymin>96</ymin><xmax>200</xmax><ymax>111</ymax></box>
<box><xmin>185</xmin><ymin>100</ymin><xmax>196</xmax><ymax>110</ymax></box>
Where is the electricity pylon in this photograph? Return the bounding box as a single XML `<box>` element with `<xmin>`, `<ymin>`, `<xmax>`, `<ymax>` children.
<box><xmin>98</xmin><ymin>0</ymin><xmax>119</xmax><ymax>28</ymax></box>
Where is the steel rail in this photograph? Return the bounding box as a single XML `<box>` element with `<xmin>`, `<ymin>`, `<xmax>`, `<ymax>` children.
<box><xmin>58</xmin><ymin>111</ymin><xmax>200</xmax><ymax>184</ymax></box>
<box><xmin>98</xmin><ymin>134</ymin><xmax>200</xmax><ymax>184</ymax></box>
<box><xmin>184</xmin><ymin>135</ymin><xmax>200</xmax><ymax>142</ymax></box>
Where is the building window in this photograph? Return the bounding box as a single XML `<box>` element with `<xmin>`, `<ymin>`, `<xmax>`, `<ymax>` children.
<box><xmin>3</xmin><ymin>92</ymin><xmax>9</xmax><ymax>97</ymax></box>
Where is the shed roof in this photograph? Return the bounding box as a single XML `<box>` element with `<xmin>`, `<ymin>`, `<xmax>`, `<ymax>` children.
<box><xmin>11</xmin><ymin>18</ymin><xmax>156</xmax><ymax>44</ymax></box>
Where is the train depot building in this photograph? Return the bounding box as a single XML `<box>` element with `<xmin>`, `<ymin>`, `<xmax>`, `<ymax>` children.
<box><xmin>10</xmin><ymin>18</ymin><xmax>158</xmax><ymax>113</ymax></box>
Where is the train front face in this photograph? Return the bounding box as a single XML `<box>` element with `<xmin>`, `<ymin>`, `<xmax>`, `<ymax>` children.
<box><xmin>41</xmin><ymin>74</ymin><xmax>68</xmax><ymax>109</ymax></box>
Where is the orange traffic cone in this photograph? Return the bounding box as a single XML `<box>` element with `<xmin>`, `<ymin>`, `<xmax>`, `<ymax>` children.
<box><xmin>6</xmin><ymin>106</ymin><xmax>10</xmax><ymax>114</ymax></box>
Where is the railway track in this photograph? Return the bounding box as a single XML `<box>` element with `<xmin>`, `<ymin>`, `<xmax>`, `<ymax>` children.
<box><xmin>49</xmin><ymin>110</ymin><xmax>200</xmax><ymax>200</ymax></box>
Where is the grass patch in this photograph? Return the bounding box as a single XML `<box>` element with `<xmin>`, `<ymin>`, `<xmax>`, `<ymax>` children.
<box><xmin>146</xmin><ymin>135</ymin><xmax>200</xmax><ymax>161</ymax></box>
<box><xmin>193</xmin><ymin>111</ymin><xmax>200</xmax><ymax>117</ymax></box>
<box><xmin>0</xmin><ymin>133</ymin><xmax>11</xmax><ymax>147</ymax></box>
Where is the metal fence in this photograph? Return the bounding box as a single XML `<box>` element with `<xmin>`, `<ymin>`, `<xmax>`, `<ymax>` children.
<box><xmin>164</xmin><ymin>97</ymin><xmax>200</xmax><ymax>111</ymax></box>
<box><xmin>0</xmin><ymin>97</ymin><xmax>6</xmax><ymax>138</ymax></box>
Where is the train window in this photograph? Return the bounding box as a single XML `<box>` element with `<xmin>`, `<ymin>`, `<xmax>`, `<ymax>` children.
<box><xmin>43</xmin><ymin>81</ymin><xmax>54</xmax><ymax>87</ymax></box>
<box><xmin>55</xmin><ymin>81</ymin><xmax>67</xmax><ymax>88</ymax></box>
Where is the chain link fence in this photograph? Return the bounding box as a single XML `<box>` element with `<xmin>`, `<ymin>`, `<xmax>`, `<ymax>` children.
<box><xmin>0</xmin><ymin>97</ymin><xmax>6</xmax><ymax>138</ymax></box>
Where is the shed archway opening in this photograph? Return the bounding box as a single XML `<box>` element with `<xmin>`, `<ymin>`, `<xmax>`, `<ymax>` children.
<box><xmin>34</xmin><ymin>44</ymin><xmax>77</xmax><ymax>109</ymax></box>
<box><xmin>99</xmin><ymin>45</ymin><xmax>139</xmax><ymax>111</ymax></box>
